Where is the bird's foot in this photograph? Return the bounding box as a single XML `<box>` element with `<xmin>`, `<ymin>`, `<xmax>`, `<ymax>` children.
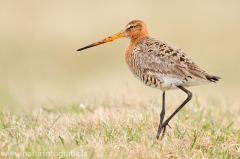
<box><xmin>156</xmin><ymin>121</ymin><xmax>171</xmax><ymax>140</ymax></box>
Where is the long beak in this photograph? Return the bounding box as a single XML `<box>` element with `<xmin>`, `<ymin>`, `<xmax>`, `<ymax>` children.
<box><xmin>77</xmin><ymin>31</ymin><xmax>124</xmax><ymax>51</ymax></box>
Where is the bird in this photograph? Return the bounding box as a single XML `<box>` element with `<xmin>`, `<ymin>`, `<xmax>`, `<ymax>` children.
<box><xmin>77</xmin><ymin>20</ymin><xmax>220</xmax><ymax>140</ymax></box>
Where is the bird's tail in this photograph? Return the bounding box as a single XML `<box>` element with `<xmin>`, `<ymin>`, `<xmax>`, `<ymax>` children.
<box><xmin>206</xmin><ymin>74</ymin><xmax>221</xmax><ymax>83</ymax></box>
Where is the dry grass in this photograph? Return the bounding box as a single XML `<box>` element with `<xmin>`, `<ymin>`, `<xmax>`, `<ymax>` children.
<box><xmin>1</xmin><ymin>92</ymin><xmax>240</xmax><ymax>158</ymax></box>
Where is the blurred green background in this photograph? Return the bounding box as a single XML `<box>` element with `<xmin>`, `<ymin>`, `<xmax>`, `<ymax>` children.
<box><xmin>1</xmin><ymin>1</ymin><xmax>240</xmax><ymax>109</ymax></box>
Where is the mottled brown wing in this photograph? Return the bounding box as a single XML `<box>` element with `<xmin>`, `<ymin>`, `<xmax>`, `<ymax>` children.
<box><xmin>133</xmin><ymin>38</ymin><xmax>209</xmax><ymax>81</ymax></box>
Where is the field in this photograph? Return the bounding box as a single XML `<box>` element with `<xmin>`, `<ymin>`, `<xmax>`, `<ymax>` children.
<box><xmin>1</xmin><ymin>1</ymin><xmax>240</xmax><ymax>158</ymax></box>
<box><xmin>1</xmin><ymin>91</ymin><xmax>240</xmax><ymax>158</ymax></box>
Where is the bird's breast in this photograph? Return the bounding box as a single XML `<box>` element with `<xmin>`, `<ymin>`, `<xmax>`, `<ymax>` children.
<box><xmin>125</xmin><ymin>44</ymin><xmax>141</xmax><ymax>76</ymax></box>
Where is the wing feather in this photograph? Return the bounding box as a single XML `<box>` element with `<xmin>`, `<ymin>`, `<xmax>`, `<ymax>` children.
<box><xmin>133</xmin><ymin>38</ymin><xmax>212</xmax><ymax>81</ymax></box>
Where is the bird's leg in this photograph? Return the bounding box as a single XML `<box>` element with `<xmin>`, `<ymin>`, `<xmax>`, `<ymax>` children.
<box><xmin>156</xmin><ymin>86</ymin><xmax>192</xmax><ymax>139</ymax></box>
<box><xmin>156</xmin><ymin>91</ymin><xmax>165</xmax><ymax>140</ymax></box>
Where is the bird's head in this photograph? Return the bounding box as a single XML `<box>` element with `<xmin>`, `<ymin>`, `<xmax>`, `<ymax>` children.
<box><xmin>77</xmin><ymin>20</ymin><xmax>149</xmax><ymax>51</ymax></box>
<box><xmin>123</xmin><ymin>20</ymin><xmax>149</xmax><ymax>39</ymax></box>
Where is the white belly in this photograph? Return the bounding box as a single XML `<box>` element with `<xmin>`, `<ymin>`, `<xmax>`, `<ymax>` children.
<box><xmin>161</xmin><ymin>75</ymin><xmax>210</xmax><ymax>90</ymax></box>
<box><xmin>138</xmin><ymin>74</ymin><xmax>210</xmax><ymax>91</ymax></box>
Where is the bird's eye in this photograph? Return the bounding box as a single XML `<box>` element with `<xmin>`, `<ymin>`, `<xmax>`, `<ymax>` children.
<box><xmin>129</xmin><ymin>26</ymin><xmax>134</xmax><ymax>29</ymax></box>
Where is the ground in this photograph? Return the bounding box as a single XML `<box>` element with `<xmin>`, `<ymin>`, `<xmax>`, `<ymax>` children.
<box><xmin>1</xmin><ymin>91</ymin><xmax>239</xmax><ymax>159</ymax></box>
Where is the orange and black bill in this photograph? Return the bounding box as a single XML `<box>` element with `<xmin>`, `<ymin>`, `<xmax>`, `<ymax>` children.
<box><xmin>77</xmin><ymin>31</ymin><xmax>124</xmax><ymax>51</ymax></box>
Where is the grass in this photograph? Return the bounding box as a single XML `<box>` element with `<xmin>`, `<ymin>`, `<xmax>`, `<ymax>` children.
<box><xmin>0</xmin><ymin>93</ymin><xmax>239</xmax><ymax>159</ymax></box>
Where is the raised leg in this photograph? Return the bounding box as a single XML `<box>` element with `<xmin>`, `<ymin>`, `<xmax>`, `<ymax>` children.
<box><xmin>156</xmin><ymin>91</ymin><xmax>165</xmax><ymax>139</ymax></box>
<box><xmin>156</xmin><ymin>86</ymin><xmax>192</xmax><ymax>139</ymax></box>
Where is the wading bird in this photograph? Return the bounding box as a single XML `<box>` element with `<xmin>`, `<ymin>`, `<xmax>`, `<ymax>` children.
<box><xmin>77</xmin><ymin>20</ymin><xmax>220</xmax><ymax>139</ymax></box>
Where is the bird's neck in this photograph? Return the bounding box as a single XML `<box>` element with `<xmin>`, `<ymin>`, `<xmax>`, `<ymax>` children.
<box><xmin>126</xmin><ymin>35</ymin><xmax>149</xmax><ymax>52</ymax></box>
<box><xmin>131</xmin><ymin>35</ymin><xmax>148</xmax><ymax>45</ymax></box>
<box><xmin>131</xmin><ymin>29</ymin><xmax>149</xmax><ymax>45</ymax></box>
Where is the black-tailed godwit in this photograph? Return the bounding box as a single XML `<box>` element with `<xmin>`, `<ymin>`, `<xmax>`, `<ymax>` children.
<box><xmin>77</xmin><ymin>20</ymin><xmax>220</xmax><ymax>139</ymax></box>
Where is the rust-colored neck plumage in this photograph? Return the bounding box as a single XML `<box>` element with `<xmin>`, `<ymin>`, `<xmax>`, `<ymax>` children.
<box><xmin>125</xmin><ymin>32</ymin><xmax>149</xmax><ymax>57</ymax></box>
<box><xmin>130</xmin><ymin>33</ymin><xmax>149</xmax><ymax>46</ymax></box>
